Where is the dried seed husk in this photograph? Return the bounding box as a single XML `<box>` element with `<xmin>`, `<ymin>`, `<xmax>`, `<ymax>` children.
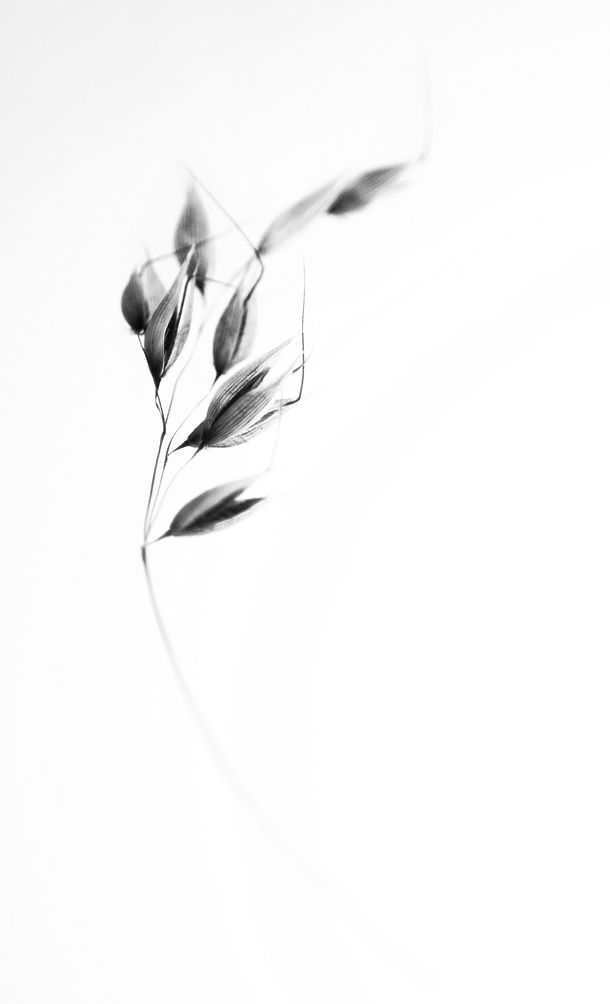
<box><xmin>175</xmin><ymin>496</ymin><xmax>265</xmax><ymax>536</ymax></box>
<box><xmin>203</xmin><ymin>381</ymin><xmax>281</xmax><ymax>447</ymax></box>
<box><xmin>141</xmin><ymin>260</ymin><xmax>166</xmax><ymax>314</ymax></box>
<box><xmin>174</xmin><ymin>185</ymin><xmax>212</xmax><ymax>292</ymax></box>
<box><xmin>213</xmin><ymin>279</ymin><xmax>258</xmax><ymax>375</ymax></box>
<box><xmin>121</xmin><ymin>271</ymin><xmax>149</xmax><ymax>332</ymax></box>
<box><xmin>164</xmin><ymin>276</ymin><xmax>196</xmax><ymax>372</ymax></box>
<box><xmin>166</xmin><ymin>478</ymin><xmax>264</xmax><ymax>536</ymax></box>
<box><xmin>257</xmin><ymin>178</ymin><xmax>343</xmax><ymax>254</ymax></box>
<box><xmin>214</xmin><ymin>404</ymin><xmax>284</xmax><ymax>447</ymax></box>
<box><xmin>327</xmin><ymin>164</ymin><xmax>406</xmax><ymax>215</ymax></box>
<box><xmin>208</xmin><ymin>340</ymin><xmax>291</xmax><ymax>426</ymax></box>
<box><xmin>144</xmin><ymin>249</ymin><xmax>194</xmax><ymax>385</ymax></box>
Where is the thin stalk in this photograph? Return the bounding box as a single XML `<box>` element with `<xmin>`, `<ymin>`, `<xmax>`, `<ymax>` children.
<box><xmin>143</xmin><ymin>419</ymin><xmax>166</xmax><ymax>539</ymax></box>
<box><xmin>141</xmin><ymin>544</ymin><xmax>334</xmax><ymax>892</ymax></box>
<box><xmin>140</xmin><ymin>542</ymin><xmax>408</xmax><ymax>964</ymax></box>
<box><xmin>180</xmin><ymin>166</ymin><xmax>266</xmax><ymax>318</ymax></box>
<box><xmin>147</xmin><ymin>450</ymin><xmax>194</xmax><ymax>535</ymax></box>
<box><xmin>137</xmin><ymin>335</ymin><xmax>169</xmax><ymax>537</ymax></box>
<box><xmin>147</xmin><ymin>371</ymin><xmax>219</xmax><ymax>530</ymax></box>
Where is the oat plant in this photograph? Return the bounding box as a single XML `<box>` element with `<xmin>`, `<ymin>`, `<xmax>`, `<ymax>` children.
<box><xmin>120</xmin><ymin>161</ymin><xmax>415</xmax><ymax>869</ymax></box>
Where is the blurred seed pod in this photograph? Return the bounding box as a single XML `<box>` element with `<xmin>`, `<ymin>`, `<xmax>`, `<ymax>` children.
<box><xmin>327</xmin><ymin>164</ymin><xmax>406</xmax><ymax>215</ymax></box>
<box><xmin>257</xmin><ymin>178</ymin><xmax>342</xmax><ymax>255</ymax></box>
<box><xmin>165</xmin><ymin>477</ymin><xmax>264</xmax><ymax>537</ymax></box>
<box><xmin>121</xmin><ymin>271</ymin><xmax>149</xmax><ymax>332</ymax></box>
<box><xmin>213</xmin><ymin>264</ymin><xmax>259</xmax><ymax>375</ymax></box>
<box><xmin>174</xmin><ymin>184</ymin><xmax>212</xmax><ymax>292</ymax></box>
<box><xmin>141</xmin><ymin>260</ymin><xmax>166</xmax><ymax>314</ymax></box>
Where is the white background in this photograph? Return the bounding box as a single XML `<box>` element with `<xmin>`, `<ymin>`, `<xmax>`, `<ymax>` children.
<box><xmin>1</xmin><ymin>0</ymin><xmax>610</xmax><ymax>1001</ymax></box>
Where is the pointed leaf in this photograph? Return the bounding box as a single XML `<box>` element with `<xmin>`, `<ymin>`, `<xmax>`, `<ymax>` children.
<box><xmin>174</xmin><ymin>184</ymin><xmax>212</xmax><ymax>291</ymax></box>
<box><xmin>258</xmin><ymin>178</ymin><xmax>343</xmax><ymax>254</ymax></box>
<box><xmin>327</xmin><ymin>164</ymin><xmax>406</xmax><ymax>215</ymax></box>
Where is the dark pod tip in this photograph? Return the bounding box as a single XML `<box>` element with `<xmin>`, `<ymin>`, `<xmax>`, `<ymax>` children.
<box><xmin>121</xmin><ymin>271</ymin><xmax>149</xmax><ymax>332</ymax></box>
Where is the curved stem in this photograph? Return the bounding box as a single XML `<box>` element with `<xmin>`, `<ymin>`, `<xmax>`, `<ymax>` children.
<box><xmin>141</xmin><ymin>544</ymin><xmax>337</xmax><ymax>892</ymax></box>
<box><xmin>140</xmin><ymin>543</ymin><xmax>407</xmax><ymax>964</ymax></box>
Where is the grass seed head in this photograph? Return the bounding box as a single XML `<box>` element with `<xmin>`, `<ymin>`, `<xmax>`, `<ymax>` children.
<box><xmin>121</xmin><ymin>270</ymin><xmax>149</xmax><ymax>332</ymax></box>
<box><xmin>174</xmin><ymin>184</ymin><xmax>212</xmax><ymax>292</ymax></box>
<box><xmin>327</xmin><ymin>163</ymin><xmax>406</xmax><ymax>215</ymax></box>
<box><xmin>166</xmin><ymin>477</ymin><xmax>264</xmax><ymax>537</ymax></box>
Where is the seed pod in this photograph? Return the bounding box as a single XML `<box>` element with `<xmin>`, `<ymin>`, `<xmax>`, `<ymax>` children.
<box><xmin>121</xmin><ymin>271</ymin><xmax>148</xmax><ymax>332</ymax></box>
<box><xmin>213</xmin><ymin>281</ymin><xmax>258</xmax><ymax>376</ymax></box>
<box><xmin>141</xmin><ymin>260</ymin><xmax>166</xmax><ymax>314</ymax></box>
<box><xmin>214</xmin><ymin>403</ymin><xmax>284</xmax><ymax>448</ymax></box>
<box><xmin>180</xmin><ymin>341</ymin><xmax>292</xmax><ymax>451</ymax></box>
<box><xmin>165</xmin><ymin>477</ymin><xmax>264</xmax><ymax>537</ymax></box>
<box><xmin>203</xmin><ymin>379</ymin><xmax>283</xmax><ymax>447</ymax></box>
<box><xmin>327</xmin><ymin>164</ymin><xmax>406</xmax><ymax>215</ymax></box>
<box><xmin>174</xmin><ymin>185</ymin><xmax>212</xmax><ymax>292</ymax></box>
<box><xmin>144</xmin><ymin>249</ymin><xmax>194</xmax><ymax>386</ymax></box>
<box><xmin>257</xmin><ymin>178</ymin><xmax>342</xmax><ymax>255</ymax></box>
<box><xmin>164</xmin><ymin>276</ymin><xmax>195</xmax><ymax>372</ymax></box>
